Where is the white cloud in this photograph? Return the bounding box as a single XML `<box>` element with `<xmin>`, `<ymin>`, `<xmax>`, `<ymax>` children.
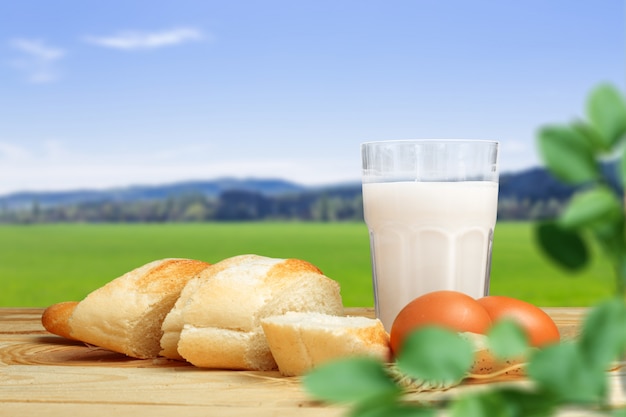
<box><xmin>502</xmin><ymin>139</ymin><xmax>530</xmax><ymax>153</ymax></box>
<box><xmin>0</xmin><ymin>139</ymin><xmax>358</xmax><ymax>195</ymax></box>
<box><xmin>10</xmin><ymin>39</ymin><xmax>65</xmax><ymax>60</ymax></box>
<box><xmin>498</xmin><ymin>138</ymin><xmax>541</xmax><ymax>173</ymax></box>
<box><xmin>83</xmin><ymin>27</ymin><xmax>206</xmax><ymax>50</ymax></box>
<box><xmin>0</xmin><ymin>139</ymin><xmax>79</xmax><ymax>165</ymax></box>
<box><xmin>8</xmin><ymin>38</ymin><xmax>66</xmax><ymax>83</ymax></box>
<box><xmin>0</xmin><ymin>141</ymin><xmax>31</xmax><ymax>160</ymax></box>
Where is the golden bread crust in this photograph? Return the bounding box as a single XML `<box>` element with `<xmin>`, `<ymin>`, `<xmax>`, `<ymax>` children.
<box><xmin>174</xmin><ymin>255</ymin><xmax>344</xmax><ymax>370</ymax></box>
<box><xmin>68</xmin><ymin>258</ymin><xmax>211</xmax><ymax>358</ymax></box>
<box><xmin>41</xmin><ymin>301</ymin><xmax>79</xmax><ymax>340</ymax></box>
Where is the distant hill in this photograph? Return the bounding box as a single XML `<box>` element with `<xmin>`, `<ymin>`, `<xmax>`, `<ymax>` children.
<box><xmin>498</xmin><ymin>167</ymin><xmax>576</xmax><ymax>203</ymax></box>
<box><xmin>498</xmin><ymin>162</ymin><xmax>622</xmax><ymax>203</ymax></box>
<box><xmin>0</xmin><ymin>177</ymin><xmax>308</xmax><ymax>210</ymax></box>
<box><xmin>0</xmin><ymin>165</ymin><xmax>621</xmax><ymax>212</ymax></box>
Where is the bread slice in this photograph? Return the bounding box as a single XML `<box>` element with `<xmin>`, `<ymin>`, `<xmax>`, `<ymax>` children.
<box><xmin>177</xmin><ymin>326</ymin><xmax>276</xmax><ymax>370</ymax></box>
<box><xmin>171</xmin><ymin>254</ymin><xmax>344</xmax><ymax>370</ymax></box>
<box><xmin>261</xmin><ymin>312</ymin><xmax>390</xmax><ymax>376</ymax></box>
<box><xmin>68</xmin><ymin>258</ymin><xmax>211</xmax><ymax>359</ymax></box>
<box><xmin>159</xmin><ymin>276</ymin><xmax>204</xmax><ymax>360</ymax></box>
<box><xmin>158</xmin><ymin>254</ymin><xmax>268</xmax><ymax>360</ymax></box>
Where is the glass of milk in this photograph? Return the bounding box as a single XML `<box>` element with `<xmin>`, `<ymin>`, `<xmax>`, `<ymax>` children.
<box><xmin>361</xmin><ymin>140</ymin><xmax>499</xmax><ymax>330</ymax></box>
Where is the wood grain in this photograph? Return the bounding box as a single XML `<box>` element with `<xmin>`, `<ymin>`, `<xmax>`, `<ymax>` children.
<box><xmin>0</xmin><ymin>307</ymin><xmax>623</xmax><ymax>417</ymax></box>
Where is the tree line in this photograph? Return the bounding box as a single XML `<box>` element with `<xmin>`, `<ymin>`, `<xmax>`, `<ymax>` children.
<box><xmin>0</xmin><ymin>189</ymin><xmax>364</xmax><ymax>223</ymax></box>
<box><xmin>0</xmin><ymin>188</ymin><xmax>570</xmax><ymax>224</ymax></box>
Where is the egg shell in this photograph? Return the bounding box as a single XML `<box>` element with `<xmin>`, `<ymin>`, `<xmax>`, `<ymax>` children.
<box><xmin>477</xmin><ymin>295</ymin><xmax>560</xmax><ymax>347</ymax></box>
<box><xmin>389</xmin><ymin>290</ymin><xmax>492</xmax><ymax>356</ymax></box>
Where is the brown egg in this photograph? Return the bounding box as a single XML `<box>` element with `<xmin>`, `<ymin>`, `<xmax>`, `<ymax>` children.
<box><xmin>389</xmin><ymin>290</ymin><xmax>492</xmax><ymax>356</ymax></box>
<box><xmin>477</xmin><ymin>295</ymin><xmax>560</xmax><ymax>347</ymax></box>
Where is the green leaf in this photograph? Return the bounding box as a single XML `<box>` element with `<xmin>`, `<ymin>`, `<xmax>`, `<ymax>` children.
<box><xmin>535</xmin><ymin>222</ymin><xmax>589</xmax><ymax>271</ymax></box>
<box><xmin>527</xmin><ymin>342</ymin><xmax>606</xmax><ymax>403</ymax></box>
<box><xmin>612</xmin><ymin>408</ymin><xmax>626</xmax><ymax>417</ymax></box>
<box><xmin>620</xmin><ymin>148</ymin><xmax>626</xmax><ymax>188</ymax></box>
<box><xmin>396</xmin><ymin>327</ymin><xmax>474</xmax><ymax>386</ymax></box>
<box><xmin>450</xmin><ymin>392</ymin><xmax>509</xmax><ymax>417</ymax></box>
<box><xmin>587</xmin><ymin>84</ymin><xmax>626</xmax><ymax>148</ymax></box>
<box><xmin>573</xmin><ymin>120</ymin><xmax>609</xmax><ymax>152</ymax></box>
<box><xmin>497</xmin><ymin>388</ymin><xmax>558</xmax><ymax>417</ymax></box>
<box><xmin>578</xmin><ymin>298</ymin><xmax>626</xmax><ymax>372</ymax></box>
<box><xmin>451</xmin><ymin>389</ymin><xmax>557</xmax><ymax>417</ymax></box>
<box><xmin>351</xmin><ymin>401</ymin><xmax>435</xmax><ymax>417</ymax></box>
<box><xmin>302</xmin><ymin>357</ymin><xmax>400</xmax><ymax>404</ymax></box>
<box><xmin>559</xmin><ymin>186</ymin><xmax>623</xmax><ymax>230</ymax></box>
<box><xmin>537</xmin><ymin>124</ymin><xmax>599</xmax><ymax>184</ymax></box>
<box><xmin>487</xmin><ymin>319</ymin><xmax>529</xmax><ymax>360</ymax></box>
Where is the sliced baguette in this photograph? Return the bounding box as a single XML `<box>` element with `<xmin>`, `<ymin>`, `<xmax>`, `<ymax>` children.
<box><xmin>178</xmin><ymin>326</ymin><xmax>276</xmax><ymax>371</ymax></box>
<box><xmin>68</xmin><ymin>258</ymin><xmax>211</xmax><ymax>359</ymax></box>
<box><xmin>261</xmin><ymin>312</ymin><xmax>390</xmax><ymax>376</ymax></box>
<box><xmin>172</xmin><ymin>254</ymin><xmax>344</xmax><ymax>370</ymax></box>
<box><xmin>159</xmin><ymin>276</ymin><xmax>205</xmax><ymax>360</ymax></box>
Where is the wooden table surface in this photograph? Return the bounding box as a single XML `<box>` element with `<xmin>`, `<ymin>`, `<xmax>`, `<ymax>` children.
<box><xmin>0</xmin><ymin>307</ymin><xmax>623</xmax><ymax>416</ymax></box>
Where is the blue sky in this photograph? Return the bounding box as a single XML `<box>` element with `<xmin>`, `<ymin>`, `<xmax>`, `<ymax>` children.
<box><xmin>0</xmin><ymin>1</ymin><xmax>623</xmax><ymax>194</ymax></box>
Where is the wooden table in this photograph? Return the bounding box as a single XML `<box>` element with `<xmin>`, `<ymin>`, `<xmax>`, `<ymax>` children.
<box><xmin>0</xmin><ymin>307</ymin><xmax>623</xmax><ymax>416</ymax></box>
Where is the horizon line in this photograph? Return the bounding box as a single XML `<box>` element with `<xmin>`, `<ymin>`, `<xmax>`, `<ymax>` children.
<box><xmin>0</xmin><ymin>165</ymin><xmax>550</xmax><ymax>198</ymax></box>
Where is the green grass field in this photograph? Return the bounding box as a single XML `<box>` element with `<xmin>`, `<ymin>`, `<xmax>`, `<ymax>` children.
<box><xmin>0</xmin><ymin>222</ymin><xmax>616</xmax><ymax>307</ymax></box>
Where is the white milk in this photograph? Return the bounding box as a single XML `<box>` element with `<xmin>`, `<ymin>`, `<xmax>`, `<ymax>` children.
<box><xmin>362</xmin><ymin>181</ymin><xmax>499</xmax><ymax>330</ymax></box>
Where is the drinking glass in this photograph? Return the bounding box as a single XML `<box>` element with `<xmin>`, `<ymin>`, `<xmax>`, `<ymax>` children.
<box><xmin>361</xmin><ymin>139</ymin><xmax>499</xmax><ymax>330</ymax></box>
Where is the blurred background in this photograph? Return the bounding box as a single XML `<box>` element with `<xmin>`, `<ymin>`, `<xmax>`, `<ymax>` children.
<box><xmin>0</xmin><ymin>1</ymin><xmax>624</xmax><ymax>307</ymax></box>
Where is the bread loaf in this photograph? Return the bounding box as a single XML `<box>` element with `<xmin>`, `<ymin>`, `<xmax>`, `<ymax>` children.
<box><xmin>68</xmin><ymin>258</ymin><xmax>211</xmax><ymax>359</ymax></box>
<box><xmin>167</xmin><ymin>254</ymin><xmax>344</xmax><ymax>370</ymax></box>
<box><xmin>261</xmin><ymin>312</ymin><xmax>390</xmax><ymax>376</ymax></box>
